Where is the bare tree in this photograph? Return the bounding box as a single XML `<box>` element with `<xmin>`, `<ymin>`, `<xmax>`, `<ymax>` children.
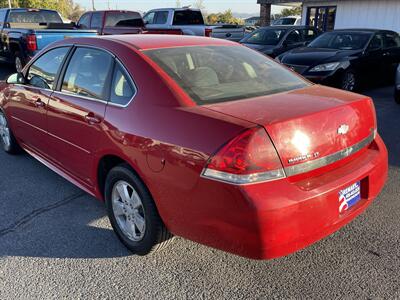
<box><xmin>193</xmin><ymin>0</ymin><xmax>205</xmax><ymax>10</ymax></box>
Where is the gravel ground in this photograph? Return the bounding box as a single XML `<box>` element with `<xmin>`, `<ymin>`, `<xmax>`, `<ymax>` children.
<box><xmin>0</xmin><ymin>65</ymin><xmax>399</xmax><ymax>299</ymax></box>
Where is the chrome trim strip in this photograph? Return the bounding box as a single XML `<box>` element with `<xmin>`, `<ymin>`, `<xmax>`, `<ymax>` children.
<box><xmin>284</xmin><ymin>132</ymin><xmax>375</xmax><ymax>177</ymax></box>
<box><xmin>201</xmin><ymin>168</ymin><xmax>286</xmax><ymax>185</ymax></box>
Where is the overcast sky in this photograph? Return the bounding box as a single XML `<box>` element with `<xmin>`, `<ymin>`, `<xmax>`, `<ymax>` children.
<box><xmin>75</xmin><ymin>0</ymin><xmax>286</xmax><ymax>15</ymax></box>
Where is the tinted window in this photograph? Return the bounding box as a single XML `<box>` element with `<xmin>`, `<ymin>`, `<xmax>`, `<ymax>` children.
<box><xmin>368</xmin><ymin>34</ymin><xmax>383</xmax><ymax>50</ymax></box>
<box><xmin>91</xmin><ymin>12</ymin><xmax>102</xmax><ymax>29</ymax></box>
<box><xmin>7</xmin><ymin>10</ymin><xmax>62</xmax><ymax>23</ymax></box>
<box><xmin>27</xmin><ymin>47</ymin><xmax>69</xmax><ymax>89</ymax></box>
<box><xmin>301</xmin><ymin>29</ymin><xmax>316</xmax><ymax>42</ymax></box>
<box><xmin>243</xmin><ymin>29</ymin><xmax>286</xmax><ymax>45</ymax></box>
<box><xmin>309</xmin><ymin>32</ymin><xmax>371</xmax><ymax>50</ymax></box>
<box><xmin>384</xmin><ymin>33</ymin><xmax>400</xmax><ymax>49</ymax></box>
<box><xmin>105</xmin><ymin>11</ymin><xmax>144</xmax><ymax>27</ymax></box>
<box><xmin>173</xmin><ymin>10</ymin><xmax>204</xmax><ymax>25</ymax></box>
<box><xmin>0</xmin><ymin>10</ymin><xmax>7</xmax><ymax>23</ymax></box>
<box><xmin>143</xmin><ymin>12</ymin><xmax>155</xmax><ymax>24</ymax></box>
<box><xmin>110</xmin><ymin>62</ymin><xmax>135</xmax><ymax>105</ymax></box>
<box><xmin>62</xmin><ymin>48</ymin><xmax>113</xmax><ymax>100</ymax></box>
<box><xmin>144</xmin><ymin>46</ymin><xmax>308</xmax><ymax>104</ymax></box>
<box><xmin>273</xmin><ymin>18</ymin><xmax>296</xmax><ymax>25</ymax></box>
<box><xmin>78</xmin><ymin>13</ymin><xmax>91</xmax><ymax>29</ymax></box>
<box><xmin>285</xmin><ymin>30</ymin><xmax>301</xmax><ymax>44</ymax></box>
<box><xmin>154</xmin><ymin>11</ymin><xmax>169</xmax><ymax>24</ymax></box>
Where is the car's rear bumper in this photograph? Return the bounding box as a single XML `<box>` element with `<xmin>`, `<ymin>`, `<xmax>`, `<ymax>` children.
<box><xmin>187</xmin><ymin>134</ymin><xmax>388</xmax><ymax>260</ymax></box>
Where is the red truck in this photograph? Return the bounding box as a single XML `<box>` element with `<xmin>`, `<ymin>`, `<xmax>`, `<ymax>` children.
<box><xmin>77</xmin><ymin>10</ymin><xmax>183</xmax><ymax>35</ymax></box>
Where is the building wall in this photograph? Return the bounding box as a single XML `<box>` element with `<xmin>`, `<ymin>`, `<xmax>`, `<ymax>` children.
<box><xmin>301</xmin><ymin>0</ymin><xmax>400</xmax><ymax>32</ymax></box>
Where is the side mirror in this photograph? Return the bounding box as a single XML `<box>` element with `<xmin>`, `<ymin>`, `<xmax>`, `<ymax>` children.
<box><xmin>6</xmin><ymin>73</ymin><xmax>25</xmax><ymax>85</ymax></box>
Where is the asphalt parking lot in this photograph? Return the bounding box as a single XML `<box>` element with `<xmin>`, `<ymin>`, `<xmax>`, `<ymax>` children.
<box><xmin>0</xmin><ymin>64</ymin><xmax>399</xmax><ymax>299</ymax></box>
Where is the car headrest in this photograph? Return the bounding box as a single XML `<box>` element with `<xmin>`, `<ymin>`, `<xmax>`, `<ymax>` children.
<box><xmin>184</xmin><ymin>67</ymin><xmax>219</xmax><ymax>88</ymax></box>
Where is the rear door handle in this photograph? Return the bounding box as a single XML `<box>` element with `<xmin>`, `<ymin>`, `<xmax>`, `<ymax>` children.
<box><xmin>84</xmin><ymin>113</ymin><xmax>101</xmax><ymax>125</ymax></box>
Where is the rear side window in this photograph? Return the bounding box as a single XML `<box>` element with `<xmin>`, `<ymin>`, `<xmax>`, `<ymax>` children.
<box><xmin>90</xmin><ymin>12</ymin><xmax>103</xmax><ymax>29</ymax></box>
<box><xmin>143</xmin><ymin>12</ymin><xmax>155</xmax><ymax>24</ymax></box>
<box><xmin>173</xmin><ymin>10</ymin><xmax>204</xmax><ymax>25</ymax></box>
<box><xmin>110</xmin><ymin>62</ymin><xmax>135</xmax><ymax>105</ymax></box>
<box><xmin>7</xmin><ymin>10</ymin><xmax>62</xmax><ymax>23</ymax></box>
<box><xmin>105</xmin><ymin>12</ymin><xmax>144</xmax><ymax>27</ymax></box>
<box><xmin>384</xmin><ymin>33</ymin><xmax>400</xmax><ymax>49</ymax></box>
<box><xmin>78</xmin><ymin>13</ymin><xmax>91</xmax><ymax>29</ymax></box>
<box><xmin>144</xmin><ymin>46</ymin><xmax>308</xmax><ymax>104</ymax></box>
<box><xmin>62</xmin><ymin>48</ymin><xmax>113</xmax><ymax>100</ymax></box>
<box><xmin>27</xmin><ymin>47</ymin><xmax>69</xmax><ymax>89</ymax></box>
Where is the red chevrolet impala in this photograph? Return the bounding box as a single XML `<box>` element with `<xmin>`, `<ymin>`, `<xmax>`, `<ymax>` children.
<box><xmin>0</xmin><ymin>35</ymin><xmax>388</xmax><ymax>259</ymax></box>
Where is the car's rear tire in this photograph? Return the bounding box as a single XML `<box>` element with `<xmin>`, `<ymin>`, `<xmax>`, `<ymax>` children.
<box><xmin>0</xmin><ymin>110</ymin><xmax>20</xmax><ymax>154</ymax></box>
<box><xmin>341</xmin><ymin>69</ymin><xmax>358</xmax><ymax>91</ymax></box>
<box><xmin>14</xmin><ymin>52</ymin><xmax>25</xmax><ymax>73</ymax></box>
<box><xmin>105</xmin><ymin>164</ymin><xmax>173</xmax><ymax>255</ymax></box>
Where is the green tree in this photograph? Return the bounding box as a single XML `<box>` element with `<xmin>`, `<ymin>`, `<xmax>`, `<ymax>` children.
<box><xmin>280</xmin><ymin>6</ymin><xmax>302</xmax><ymax>17</ymax></box>
<box><xmin>206</xmin><ymin>10</ymin><xmax>244</xmax><ymax>25</ymax></box>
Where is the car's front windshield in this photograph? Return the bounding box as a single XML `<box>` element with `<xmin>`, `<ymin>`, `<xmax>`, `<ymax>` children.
<box><xmin>308</xmin><ymin>32</ymin><xmax>372</xmax><ymax>50</ymax></box>
<box><xmin>243</xmin><ymin>29</ymin><xmax>287</xmax><ymax>45</ymax></box>
<box><xmin>144</xmin><ymin>45</ymin><xmax>308</xmax><ymax>105</ymax></box>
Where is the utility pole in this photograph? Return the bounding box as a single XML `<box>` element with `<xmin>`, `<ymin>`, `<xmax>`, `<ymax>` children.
<box><xmin>8</xmin><ymin>0</ymin><xmax>11</xmax><ymax>8</ymax></box>
<box><xmin>91</xmin><ymin>0</ymin><xmax>95</xmax><ymax>11</ymax></box>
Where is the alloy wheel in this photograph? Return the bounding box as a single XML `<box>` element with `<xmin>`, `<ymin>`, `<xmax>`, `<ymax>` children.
<box><xmin>15</xmin><ymin>57</ymin><xmax>23</xmax><ymax>73</ymax></box>
<box><xmin>0</xmin><ymin>113</ymin><xmax>11</xmax><ymax>148</ymax></box>
<box><xmin>111</xmin><ymin>180</ymin><xmax>146</xmax><ymax>242</ymax></box>
<box><xmin>342</xmin><ymin>72</ymin><xmax>356</xmax><ymax>91</ymax></box>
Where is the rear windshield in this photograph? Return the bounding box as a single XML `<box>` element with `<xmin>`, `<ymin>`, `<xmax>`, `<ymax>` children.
<box><xmin>243</xmin><ymin>29</ymin><xmax>287</xmax><ymax>45</ymax></box>
<box><xmin>309</xmin><ymin>32</ymin><xmax>372</xmax><ymax>50</ymax></box>
<box><xmin>105</xmin><ymin>11</ymin><xmax>144</xmax><ymax>27</ymax></box>
<box><xmin>7</xmin><ymin>10</ymin><xmax>62</xmax><ymax>23</ymax></box>
<box><xmin>144</xmin><ymin>46</ymin><xmax>308</xmax><ymax>104</ymax></box>
<box><xmin>173</xmin><ymin>10</ymin><xmax>204</xmax><ymax>25</ymax></box>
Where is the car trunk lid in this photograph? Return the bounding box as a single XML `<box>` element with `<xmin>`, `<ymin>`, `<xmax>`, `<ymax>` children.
<box><xmin>203</xmin><ymin>85</ymin><xmax>376</xmax><ymax>174</ymax></box>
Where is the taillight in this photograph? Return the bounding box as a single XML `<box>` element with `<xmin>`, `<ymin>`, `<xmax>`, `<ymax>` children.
<box><xmin>26</xmin><ymin>34</ymin><xmax>37</xmax><ymax>52</ymax></box>
<box><xmin>202</xmin><ymin>127</ymin><xmax>286</xmax><ymax>185</ymax></box>
<box><xmin>205</xmin><ymin>28</ymin><xmax>212</xmax><ymax>37</ymax></box>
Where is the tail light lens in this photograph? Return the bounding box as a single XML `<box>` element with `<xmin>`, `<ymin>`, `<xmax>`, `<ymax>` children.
<box><xmin>202</xmin><ymin>127</ymin><xmax>286</xmax><ymax>185</ymax></box>
<box><xmin>26</xmin><ymin>34</ymin><xmax>37</xmax><ymax>52</ymax></box>
<box><xmin>205</xmin><ymin>28</ymin><xmax>212</xmax><ymax>37</ymax></box>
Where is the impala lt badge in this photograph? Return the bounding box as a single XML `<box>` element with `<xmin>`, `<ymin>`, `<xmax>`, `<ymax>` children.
<box><xmin>338</xmin><ymin>124</ymin><xmax>350</xmax><ymax>135</ymax></box>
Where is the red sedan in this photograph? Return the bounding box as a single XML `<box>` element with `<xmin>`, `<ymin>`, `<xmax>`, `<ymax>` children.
<box><xmin>0</xmin><ymin>35</ymin><xmax>388</xmax><ymax>259</ymax></box>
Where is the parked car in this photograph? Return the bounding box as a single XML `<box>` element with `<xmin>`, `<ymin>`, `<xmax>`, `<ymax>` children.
<box><xmin>395</xmin><ymin>64</ymin><xmax>400</xmax><ymax>104</ymax></box>
<box><xmin>240</xmin><ymin>26</ymin><xmax>318</xmax><ymax>58</ymax></box>
<box><xmin>77</xmin><ymin>10</ymin><xmax>183</xmax><ymax>35</ymax></box>
<box><xmin>0</xmin><ymin>35</ymin><xmax>388</xmax><ymax>259</ymax></box>
<box><xmin>272</xmin><ymin>16</ymin><xmax>301</xmax><ymax>26</ymax></box>
<box><xmin>277</xmin><ymin>29</ymin><xmax>400</xmax><ymax>91</ymax></box>
<box><xmin>0</xmin><ymin>8</ymin><xmax>97</xmax><ymax>72</ymax></box>
<box><xmin>143</xmin><ymin>8</ymin><xmax>244</xmax><ymax>40</ymax></box>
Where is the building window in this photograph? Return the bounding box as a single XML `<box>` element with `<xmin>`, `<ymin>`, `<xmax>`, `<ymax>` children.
<box><xmin>306</xmin><ymin>6</ymin><xmax>336</xmax><ymax>32</ymax></box>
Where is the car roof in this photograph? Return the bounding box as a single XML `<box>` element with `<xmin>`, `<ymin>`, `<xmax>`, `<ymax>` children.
<box><xmin>85</xmin><ymin>10</ymin><xmax>141</xmax><ymax>13</ymax></box>
<box><xmin>100</xmin><ymin>34</ymin><xmax>236</xmax><ymax>50</ymax></box>
<box><xmin>260</xmin><ymin>25</ymin><xmax>314</xmax><ymax>30</ymax></box>
<box><xmin>146</xmin><ymin>7</ymin><xmax>201</xmax><ymax>12</ymax></box>
<box><xmin>331</xmin><ymin>28</ymin><xmax>385</xmax><ymax>33</ymax></box>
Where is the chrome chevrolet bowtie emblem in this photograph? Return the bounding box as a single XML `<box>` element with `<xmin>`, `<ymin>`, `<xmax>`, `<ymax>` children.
<box><xmin>337</xmin><ymin>124</ymin><xmax>349</xmax><ymax>135</ymax></box>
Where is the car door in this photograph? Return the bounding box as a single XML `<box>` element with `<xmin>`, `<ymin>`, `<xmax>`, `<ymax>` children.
<box><xmin>362</xmin><ymin>33</ymin><xmax>385</xmax><ymax>81</ymax></box>
<box><xmin>6</xmin><ymin>46</ymin><xmax>70</xmax><ymax>153</ymax></box>
<box><xmin>46</xmin><ymin>46</ymin><xmax>114</xmax><ymax>185</ymax></box>
<box><xmin>382</xmin><ymin>32</ymin><xmax>400</xmax><ymax>75</ymax></box>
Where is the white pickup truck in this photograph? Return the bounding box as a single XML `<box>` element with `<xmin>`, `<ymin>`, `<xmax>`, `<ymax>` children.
<box><xmin>143</xmin><ymin>8</ymin><xmax>245</xmax><ymax>42</ymax></box>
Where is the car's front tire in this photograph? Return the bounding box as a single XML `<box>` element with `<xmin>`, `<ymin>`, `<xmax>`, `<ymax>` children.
<box><xmin>0</xmin><ymin>110</ymin><xmax>20</xmax><ymax>154</ymax></box>
<box><xmin>14</xmin><ymin>52</ymin><xmax>25</xmax><ymax>73</ymax></box>
<box><xmin>105</xmin><ymin>164</ymin><xmax>173</xmax><ymax>255</ymax></box>
<box><xmin>341</xmin><ymin>69</ymin><xmax>358</xmax><ymax>91</ymax></box>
